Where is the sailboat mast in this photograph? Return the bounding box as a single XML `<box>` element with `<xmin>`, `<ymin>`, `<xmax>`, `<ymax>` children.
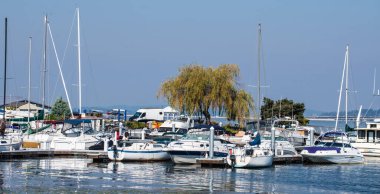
<box><xmin>28</xmin><ymin>37</ymin><xmax>32</xmax><ymax>124</ymax></box>
<box><xmin>42</xmin><ymin>15</ymin><xmax>48</xmax><ymax>119</ymax></box>
<box><xmin>334</xmin><ymin>45</ymin><xmax>348</xmax><ymax>131</ymax></box>
<box><xmin>77</xmin><ymin>8</ymin><xmax>82</xmax><ymax>114</ymax></box>
<box><xmin>3</xmin><ymin>18</ymin><xmax>7</xmax><ymax>120</ymax></box>
<box><xmin>345</xmin><ymin>45</ymin><xmax>349</xmax><ymax>125</ymax></box>
<box><xmin>256</xmin><ymin>23</ymin><xmax>262</xmax><ymax>131</ymax></box>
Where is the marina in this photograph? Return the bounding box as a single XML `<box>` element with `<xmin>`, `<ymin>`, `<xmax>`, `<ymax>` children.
<box><xmin>1</xmin><ymin>0</ymin><xmax>380</xmax><ymax>193</ymax></box>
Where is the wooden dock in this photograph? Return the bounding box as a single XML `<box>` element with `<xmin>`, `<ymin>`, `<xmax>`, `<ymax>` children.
<box><xmin>0</xmin><ymin>149</ymin><xmax>109</xmax><ymax>162</ymax></box>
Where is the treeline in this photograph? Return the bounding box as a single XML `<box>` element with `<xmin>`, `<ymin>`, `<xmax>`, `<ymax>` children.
<box><xmin>320</xmin><ymin>109</ymin><xmax>380</xmax><ymax>117</ymax></box>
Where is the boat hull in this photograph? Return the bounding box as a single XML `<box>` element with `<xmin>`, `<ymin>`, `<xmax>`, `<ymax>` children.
<box><xmin>0</xmin><ymin>142</ymin><xmax>21</xmax><ymax>151</ymax></box>
<box><xmin>108</xmin><ymin>149</ymin><xmax>170</xmax><ymax>161</ymax></box>
<box><xmin>168</xmin><ymin>150</ymin><xmax>228</xmax><ymax>164</ymax></box>
<box><xmin>227</xmin><ymin>155</ymin><xmax>273</xmax><ymax>168</ymax></box>
<box><xmin>302</xmin><ymin>153</ymin><xmax>364</xmax><ymax>164</ymax></box>
<box><xmin>351</xmin><ymin>143</ymin><xmax>380</xmax><ymax>157</ymax></box>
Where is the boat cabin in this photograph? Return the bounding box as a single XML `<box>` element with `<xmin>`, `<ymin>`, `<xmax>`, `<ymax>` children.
<box><xmin>355</xmin><ymin>121</ymin><xmax>380</xmax><ymax>143</ymax></box>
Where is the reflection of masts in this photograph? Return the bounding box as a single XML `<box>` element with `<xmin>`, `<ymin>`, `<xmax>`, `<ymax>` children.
<box><xmin>3</xmin><ymin>18</ymin><xmax>7</xmax><ymax>120</ymax></box>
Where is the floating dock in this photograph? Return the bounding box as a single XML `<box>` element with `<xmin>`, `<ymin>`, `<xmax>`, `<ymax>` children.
<box><xmin>0</xmin><ymin>149</ymin><xmax>108</xmax><ymax>162</ymax></box>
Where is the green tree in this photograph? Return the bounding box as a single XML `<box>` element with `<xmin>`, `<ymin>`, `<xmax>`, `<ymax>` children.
<box><xmin>260</xmin><ymin>97</ymin><xmax>309</xmax><ymax>125</ymax></box>
<box><xmin>50</xmin><ymin>97</ymin><xmax>71</xmax><ymax>120</ymax></box>
<box><xmin>158</xmin><ymin>64</ymin><xmax>254</xmax><ymax>127</ymax></box>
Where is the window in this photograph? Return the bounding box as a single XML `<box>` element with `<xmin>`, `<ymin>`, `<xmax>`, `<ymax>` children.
<box><xmin>358</xmin><ymin>130</ymin><xmax>365</xmax><ymax>139</ymax></box>
<box><xmin>377</xmin><ymin>131</ymin><xmax>380</xmax><ymax>139</ymax></box>
<box><xmin>370</xmin><ymin>124</ymin><xmax>377</xmax><ymax>128</ymax></box>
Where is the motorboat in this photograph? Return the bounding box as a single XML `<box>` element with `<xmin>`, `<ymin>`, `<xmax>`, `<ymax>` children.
<box><xmin>49</xmin><ymin>119</ymin><xmax>100</xmax><ymax>150</ymax></box>
<box><xmin>150</xmin><ymin>116</ymin><xmax>193</xmax><ymax>137</ymax></box>
<box><xmin>271</xmin><ymin>117</ymin><xmax>317</xmax><ymax>146</ymax></box>
<box><xmin>0</xmin><ymin>135</ymin><xmax>22</xmax><ymax>151</ymax></box>
<box><xmin>108</xmin><ymin>140</ymin><xmax>170</xmax><ymax>161</ymax></box>
<box><xmin>301</xmin><ymin>131</ymin><xmax>364</xmax><ymax>164</ymax></box>
<box><xmin>226</xmin><ymin>134</ymin><xmax>273</xmax><ymax>168</ymax></box>
<box><xmin>260</xmin><ymin>131</ymin><xmax>299</xmax><ymax>157</ymax></box>
<box><xmin>351</xmin><ymin>119</ymin><xmax>380</xmax><ymax>157</ymax></box>
<box><xmin>166</xmin><ymin>132</ymin><xmax>231</xmax><ymax>164</ymax></box>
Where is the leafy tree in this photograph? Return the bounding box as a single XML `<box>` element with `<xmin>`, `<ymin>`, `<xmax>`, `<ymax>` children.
<box><xmin>50</xmin><ymin>97</ymin><xmax>71</xmax><ymax>120</ymax></box>
<box><xmin>158</xmin><ymin>64</ymin><xmax>254</xmax><ymax>127</ymax></box>
<box><xmin>260</xmin><ymin>97</ymin><xmax>309</xmax><ymax>125</ymax></box>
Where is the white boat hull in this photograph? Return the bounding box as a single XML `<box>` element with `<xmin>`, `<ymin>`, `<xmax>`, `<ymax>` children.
<box><xmin>108</xmin><ymin>149</ymin><xmax>170</xmax><ymax>161</ymax></box>
<box><xmin>301</xmin><ymin>147</ymin><xmax>364</xmax><ymax>164</ymax></box>
<box><xmin>168</xmin><ymin>150</ymin><xmax>228</xmax><ymax>164</ymax></box>
<box><xmin>302</xmin><ymin>153</ymin><xmax>364</xmax><ymax>164</ymax></box>
<box><xmin>226</xmin><ymin>147</ymin><xmax>273</xmax><ymax>168</ymax></box>
<box><xmin>351</xmin><ymin>143</ymin><xmax>380</xmax><ymax>157</ymax></box>
<box><xmin>0</xmin><ymin>142</ymin><xmax>21</xmax><ymax>151</ymax></box>
<box><xmin>227</xmin><ymin>155</ymin><xmax>273</xmax><ymax>168</ymax></box>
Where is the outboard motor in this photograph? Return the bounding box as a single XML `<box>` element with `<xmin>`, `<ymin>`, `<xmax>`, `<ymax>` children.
<box><xmin>230</xmin><ymin>154</ymin><xmax>236</xmax><ymax>168</ymax></box>
<box><xmin>112</xmin><ymin>145</ymin><xmax>118</xmax><ymax>160</ymax></box>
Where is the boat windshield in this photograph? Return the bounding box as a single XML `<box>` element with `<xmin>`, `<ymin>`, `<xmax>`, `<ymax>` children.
<box><xmin>182</xmin><ymin>134</ymin><xmax>209</xmax><ymax>141</ymax></box>
<box><xmin>315</xmin><ymin>142</ymin><xmax>352</xmax><ymax>148</ymax></box>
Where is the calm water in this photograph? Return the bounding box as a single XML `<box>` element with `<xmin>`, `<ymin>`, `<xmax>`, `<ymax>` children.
<box><xmin>1</xmin><ymin>158</ymin><xmax>380</xmax><ymax>193</ymax></box>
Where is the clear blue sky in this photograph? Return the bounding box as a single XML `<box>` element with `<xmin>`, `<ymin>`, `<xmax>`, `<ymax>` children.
<box><xmin>1</xmin><ymin>0</ymin><xmax>379</xmax><ymax>112</ymax></box>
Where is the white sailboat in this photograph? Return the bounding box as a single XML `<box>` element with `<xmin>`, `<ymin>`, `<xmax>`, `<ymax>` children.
<box><xmin>226</xmin><ymin>24</ymin><xmax>273</xmax><ymax>168</ymax></box>
<box><xmin>351</xmin><ymin>70</ymin><xmax>380</xmax><ymax>156</ymax></box>
<box><xmin>301</xmin><ymin>45</ymin><xmax>364</xmax><ymax>164</ymax></box>
<box><xmin>0</xmin><ymin>18</ymin><xmax>23</xmax><ymax>151</ymax></box>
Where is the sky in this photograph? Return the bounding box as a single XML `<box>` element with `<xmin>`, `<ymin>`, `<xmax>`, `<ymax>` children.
<box><xmin>0</xmin><ymin>0</ymin><xmax>379</xmax><ymax>113</ymax></box>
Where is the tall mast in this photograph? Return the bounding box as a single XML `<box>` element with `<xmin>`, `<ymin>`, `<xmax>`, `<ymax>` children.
<box><xmin>3</xmin><ymin>18</ymin><xmax>7</xmax><ymax>120</ymax></box>
<box><xmin>42</xmin><ymin>15</ymin><xmax>48</xmax><ymax>119</ymax></box>
<box><xmin>28</xmin><ymin>37</ymin><xmax>32</xmax><ymax>124</ymax></box>
<box><xmin>345</xmin><ymin>45</ymin><xmax>349</xmax><ymax>125</ymax></box>
<box><xmin>256</xmin><ymin>24</ymin><xmax>262</xmax><ymax>131</ymax></box>
<box><xmin>77</xmin><ymin>8</ymin><xmax>82</xmax><ymax>114</ymax></box>
<box><xmin>334</xmin><ymin>45</ymin><xmax>348</xmax><ymax>131</ymax></box>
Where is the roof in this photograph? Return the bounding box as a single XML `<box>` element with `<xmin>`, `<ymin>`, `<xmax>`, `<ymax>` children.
<box><xmin>1</xmin><ymin>100</ymin><xmax>51</xmax><ymax>109</ymax></box>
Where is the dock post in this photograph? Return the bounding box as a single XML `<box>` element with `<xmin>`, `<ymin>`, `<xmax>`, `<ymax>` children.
<box><xmin>104</xmin><ymin>138</ymin><xmax>109</xmax><ymax>152</ymax></box>
<box><xmin>141</xmin><ymin>129</ymin><xmax>145</xmax><ymax>140</ymax></box>
<box><xmin>309</xmin><ymin>128</ymin><xmax>315</xmax><ymax>146</ymax></box>
<box><xmin>209</xmin><ymin>126</ymin><xmax>214</xmax><ymax>158</ymax></box>
<box><xmin>271</xmin><ymin>126</ymin><xmax>276</xmax><ymax>153</ymax></box>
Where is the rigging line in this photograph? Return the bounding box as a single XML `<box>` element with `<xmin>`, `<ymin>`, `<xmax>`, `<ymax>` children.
<box><xmin>47</xmin><ymin>23</ymin><xmax>74</xmax><ymax>117</ymax></box>
<box><xmin>62</xmin><ymin>9</ymin><xmax>76</xmax><ymax>65</ymax></box>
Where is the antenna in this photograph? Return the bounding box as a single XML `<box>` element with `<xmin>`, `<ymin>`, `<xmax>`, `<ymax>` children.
<box><xmin>373</xmin><ymin>68</ymin><xmax>380</xmax><ymax>96</ymax></box>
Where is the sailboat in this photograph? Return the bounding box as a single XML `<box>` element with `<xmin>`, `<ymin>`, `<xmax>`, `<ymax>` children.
<box><xmin>301</xmin><ymin>45</ymin><xmax>364</xmax><ymax>164</ymax></box>
<box><xmin>226</xmin><ymin>24</ymin><xmax>273</xmax><ymax>168</ymax></box>
<box><xmin>351</xmin><ymin>70</ymin><xmax>380</xmax><ymax>157</ymax></box>
<box><xmin>0</xmin><ymin>18</ymin><xmax>22</xmax><ymax>151</ymax></box>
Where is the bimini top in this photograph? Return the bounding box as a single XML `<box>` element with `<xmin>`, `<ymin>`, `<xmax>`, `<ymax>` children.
<box><xmin>322</xmin><ymin>131</ymin><xmax>348</xmax><ymax>138</ymax></box>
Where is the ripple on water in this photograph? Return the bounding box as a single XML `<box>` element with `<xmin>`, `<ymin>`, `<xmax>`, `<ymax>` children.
<box><xmin>0</xmin><ymin>158</ymin><xmax>380</xmax><ymax>193</ymax></box>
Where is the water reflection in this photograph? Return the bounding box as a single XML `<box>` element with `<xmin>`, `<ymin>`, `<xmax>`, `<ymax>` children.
<box><xmin>0</xmin><ymin>158</ymin><xmax>379</xmax><ymax>193</ymax></box>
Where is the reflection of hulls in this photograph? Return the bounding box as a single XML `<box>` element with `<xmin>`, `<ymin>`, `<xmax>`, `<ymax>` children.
<box><xmin>108</xmin><ymin>142</ymin><xmax>170</xmax><ymax>161</ymax></box>
<box><xmin>226</xmin><ymin>147</ymin><xmax>273</xmax><ymax>168</ymax></box>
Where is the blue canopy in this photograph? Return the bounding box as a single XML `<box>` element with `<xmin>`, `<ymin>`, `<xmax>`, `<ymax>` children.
<box><xmin>249</xmin><ymin>133</ymin><xmax>261</xmax><ymax>146</ymax></box>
